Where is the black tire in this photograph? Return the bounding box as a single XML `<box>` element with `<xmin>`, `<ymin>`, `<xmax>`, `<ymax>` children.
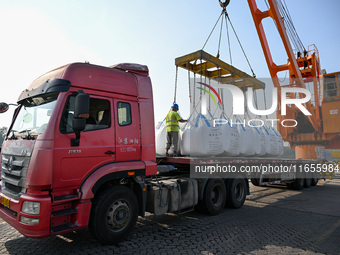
<box><xmin>226</xmin><ymin>177</ymin><xmax>247</xmax><ymax>209</ymax></box>
<box><xmin>250</xmin><ymin>172</ymin><xmax>260</xmax><ymax>186</ymax></box>
<box><xmin>304</xmin><ymin>178</ymin><xmax>312</xmax><ymax>188</ymax></box>
<box><xmin>251</xmin><ymin>178</ymin><xmax>260</xmax><ymax>186</ymax></box>
<box><xmin>293</xmin><ymin>176</ymin><xmax>305</xmax><ymax>190</ymax></box>
<box><xmin>286</xmin><ymin>182</ymin><xmax>295</xmax><ymax>189</ymax></box>
<box><xmin>198</xmin><ymin>179</ymin><xmax>226</xmax><ymax>215</ymax></box>
<box><xmin>89</xmin><ymin>185</ymin><xmax>138</xmax><ymax>244</ymax></box>
<box><xmin>311</xmin><ymin>176</ymin><xmax>318</xmax><ymax>186</ymax></box>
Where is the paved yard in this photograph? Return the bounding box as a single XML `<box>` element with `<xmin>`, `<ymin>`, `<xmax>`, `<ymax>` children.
<box><xmin>0</xmin><ymin>178</ymin><xmax>339</xmax><ymax>255</ymax></box>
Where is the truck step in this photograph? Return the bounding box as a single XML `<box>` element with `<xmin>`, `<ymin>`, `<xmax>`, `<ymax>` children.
<box><xmin>177</xmin><ymin>207</ymin><xmax>195</xmax><ymax>215</ymax></box>
<box><xmin>52</xmin><ymin>223</ymin><xmax>78</xmax><ymax>233</ymax></box>
<box><xmin>53</xmin><ymin>194</ymin><xmax>80</xmax><ymax>203</ymax></box>
<box><xmin>52</xmin><ymin>207</ymin><xmax>77</xmax><ymax>217</ymax></box>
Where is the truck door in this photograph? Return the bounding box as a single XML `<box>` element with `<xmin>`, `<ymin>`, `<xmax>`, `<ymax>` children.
<box><xmin>54</xmin><ymin>94</ymin><xmax>116</xmax><ymax>188</ymax></box>
<box><xmin>114</xmin><ymin>99</ymin><xmax>141</xmax><ymax>162</ymax></box>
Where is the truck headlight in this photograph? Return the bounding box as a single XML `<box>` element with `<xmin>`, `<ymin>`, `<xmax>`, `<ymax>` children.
<box><xmin>22</xmin><ymin>201</ymin><xmax>40</xmax><ymax>215</ymax></box>
<box><xmin>20</xmin><ymin>216</ymin><xmax>39</xmax><ymax>225</ymax></box>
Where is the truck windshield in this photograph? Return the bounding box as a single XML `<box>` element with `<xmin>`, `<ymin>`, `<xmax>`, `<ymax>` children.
<box><xmin>10</xmin><ymin>93</ymin><xmax>58</xmax><ymax>137</ymax></box>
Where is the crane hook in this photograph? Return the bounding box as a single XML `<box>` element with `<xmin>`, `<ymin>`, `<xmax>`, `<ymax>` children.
<box><xmin>219</xmin><ymin>0</ymin><xmax>230</xmax><ymax>9</ymax></box>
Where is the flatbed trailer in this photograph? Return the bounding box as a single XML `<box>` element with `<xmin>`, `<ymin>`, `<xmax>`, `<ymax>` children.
<box><xmin>157</xmin><ymin>156</ymin><xmax>322</xmax><ymax>189</ymax></box>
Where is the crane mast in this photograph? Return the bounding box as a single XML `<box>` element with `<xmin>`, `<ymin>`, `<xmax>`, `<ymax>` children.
<box><xmin>246</xmin><ymin>0</ymin><xmax>340</xmax><ymax>159</ymax></box>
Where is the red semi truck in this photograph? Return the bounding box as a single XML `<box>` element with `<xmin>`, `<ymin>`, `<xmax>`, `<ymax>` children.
<box><xmin>0</xmin><ymin>62</ymin><xmax>319</xmax><ymax>244</ymax></box>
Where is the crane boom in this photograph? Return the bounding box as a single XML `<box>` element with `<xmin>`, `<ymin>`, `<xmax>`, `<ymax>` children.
<box><xmin>247</xmin><ymin>0</ymin><xmax>318</xmax><ymax>128</ymax></box>
<box><xmin>245</xmin><ymin>0</ymin><xmax>340</xmax><ymax>159</ymax></box>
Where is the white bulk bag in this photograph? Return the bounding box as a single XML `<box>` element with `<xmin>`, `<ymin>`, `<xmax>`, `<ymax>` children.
<box><xmin>253</xmin><ymin>127</ymin><xmax>266</xmax><ymax>156</ymax></box>
<box><xmin>238</xmin><ymin>124</ymin><xmax>255</xmax><ymax>156</ymax></box>
<box><xmin>273</xmin><ymin>128</ymin><xmax>284</xmax><ymax>156</ymax></box>
<box><xmin>217</xmin><ymin>118</ymin><xmax>240</xmax><ymax>156</ymax></box>
<box><xmin>187</xmin><ymin>115</ymin><xmax>223</xmax><ymax>157</ymax></box>
<box><xmin>180</xmin><ymin>126</ymin><xmax>191</xmax><ymax>156</ymax></box>
<box><xmin>263</xmin><ymin>127</ymin><xmax>278</xmax><ymax>156</ymax></box>
<box><xmin>155</xmin><ymin>121</ymin><xmax>167</xmax><ymax>156</ymax></box>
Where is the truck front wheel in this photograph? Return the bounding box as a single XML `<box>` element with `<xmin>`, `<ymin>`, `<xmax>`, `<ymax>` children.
<box><xmin>89</xmin><ymin>185</ymin><xmax>138</xmax><ymax>244</ymax></box>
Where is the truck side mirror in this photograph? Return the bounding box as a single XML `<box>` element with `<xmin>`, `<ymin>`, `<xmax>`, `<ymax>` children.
<box><xmin>71</xmin><ymin>90</ymin><xmax>90</xmax><ymax>146</ymax></box>
<box><xmin>0</xmin><ymin>103</ymin><xmax>9</xmax><ymax>113</ymax></box>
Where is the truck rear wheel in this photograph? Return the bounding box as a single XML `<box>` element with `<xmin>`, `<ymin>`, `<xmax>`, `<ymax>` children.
<box><xmin>250</xmin><ymin>172</ymin><xmax>260</xmax><ymax>186</ymax></box>
<box><xmin>198</xmin><ymin>179</ymin><xmax>226</xmax><ymax>215</ymax></box>
<box><xmin>250</xmin><ymin>177</ymin><xmax>260</xmax><ymax>186</ymax></box>
<box><xmin>226</xmin><ymin>177</ymin><xmax>247</xmax><ymax>209</ymax></box>
<box><xmin>89</xmin><ymin>185</ymin><xmax>138</xmax><ymax>244</ymax></box>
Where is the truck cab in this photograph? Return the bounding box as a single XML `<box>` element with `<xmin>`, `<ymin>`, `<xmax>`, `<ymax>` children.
<box><xmin>0</xmin><ymin>62</ymin><xmax>157</xmax><ymax>240</ymax></box>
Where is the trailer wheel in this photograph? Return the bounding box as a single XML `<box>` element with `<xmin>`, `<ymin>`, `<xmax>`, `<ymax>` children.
<box><xmin>226</xmin><ymin>177</ymin><xmax>247</xmax><ymax>209</ymax></box>
<box><xmin>293</xmin><ymin>175</ymin><xmax>305</xmax><ymax>190</ymax></box>
<box><xmin>311</xmin><ymin>176</ymin><xmax>318</xmax><ymax>186</ymax></box>
<box><xmin>286</xmin><ymin>182</ymin><xmax>295</xmax><ymax>189</ymax></box>
<box><xmin>89</xmin><ymin>185</ymin><xmax>138</xmax><ymax>244</ymax></box>
<box><xmin>198</xmin><ymin>179</ymin><xmax>226</xmax><ymax>215</ymax></box>
<box><xmin>304</xmin><ymin>178</ymin><xmax>312</xmax><ymax>188</ymax></box>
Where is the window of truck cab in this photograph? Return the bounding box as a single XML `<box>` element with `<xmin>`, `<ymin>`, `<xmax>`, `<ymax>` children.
<box><xmin>60</xmin><ymin>95</ymin><xmax>111</xmax><ymax>134</ymax></box>
<box><xmin>10</xmin><ymin>92</ymin><xmax>58</xmax><ymax>137</ymax></box>
<box><xmin>117</xmin><ymin>102</ymin><xmax>132</xmax><ymax>126</ymax></box>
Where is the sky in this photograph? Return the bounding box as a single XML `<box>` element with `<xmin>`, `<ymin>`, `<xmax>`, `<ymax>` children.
<box><xmin>0</xmin><ymin>0</ymin><xmax>339</xmax><ymax>128</ymax></box>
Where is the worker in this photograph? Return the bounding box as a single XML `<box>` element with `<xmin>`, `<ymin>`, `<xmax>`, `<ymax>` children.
<box><xmin>165</xmin><ymin>103</ymin><xmax>187</xmax><ymax>157</ymax></box>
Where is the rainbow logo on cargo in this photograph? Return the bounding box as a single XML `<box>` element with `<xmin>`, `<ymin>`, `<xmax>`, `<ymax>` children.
<box><xmin>196</xmin><ymin>82</ymin><xmax>222</xmax><ymax>106</ymax></box>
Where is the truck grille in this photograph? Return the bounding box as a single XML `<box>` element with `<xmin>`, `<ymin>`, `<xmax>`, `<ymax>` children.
<box><xmin>1</xmin><ymin>145</ymin><xmax>33</xmax><ymax>200</ymax></box>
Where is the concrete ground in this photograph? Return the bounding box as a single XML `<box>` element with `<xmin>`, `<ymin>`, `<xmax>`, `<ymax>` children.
<box><xmin>0</xmin><ymin>177</ymin><xmax>339</xmax><ymax>255</ymax></box>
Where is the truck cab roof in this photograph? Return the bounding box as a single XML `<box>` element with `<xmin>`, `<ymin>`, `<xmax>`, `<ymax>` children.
<box><xmin>19</xmin><ymin>62</ymin><xmax>151</xmax><ymax>103</ymax></box>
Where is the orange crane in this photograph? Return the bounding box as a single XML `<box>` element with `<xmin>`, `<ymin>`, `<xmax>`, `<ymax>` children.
<box><xmin>245</xmin><ymin>0</ymin><xmax>340</xmax><ymax>159</ymax></box>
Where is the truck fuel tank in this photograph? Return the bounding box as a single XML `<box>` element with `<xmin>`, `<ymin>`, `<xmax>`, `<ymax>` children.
<box><xmin>146</xmin><ymin>178</ymin><xmax>198</xmax><ymax>216</ymax></box>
